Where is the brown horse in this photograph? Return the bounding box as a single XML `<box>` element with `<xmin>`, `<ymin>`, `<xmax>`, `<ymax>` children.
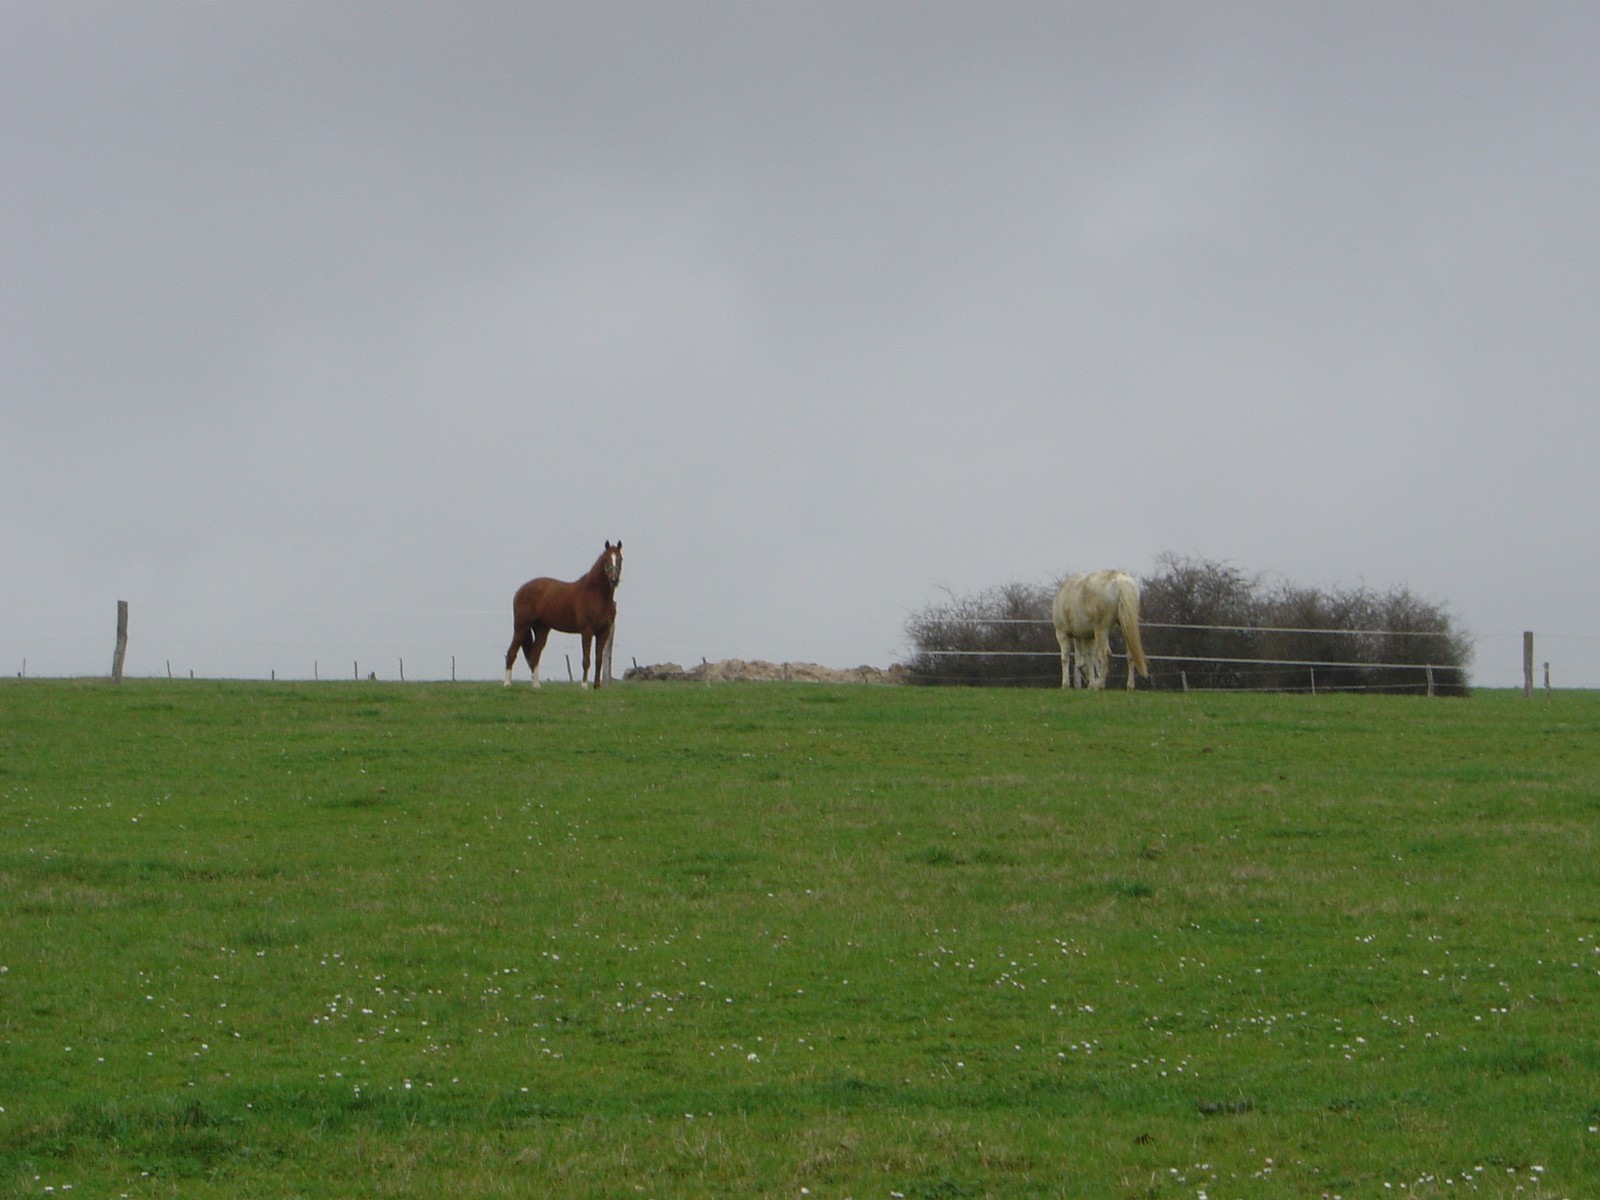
<box><xmin>504</xmin><ymin>541</ymin><xmax>622</xmax><ymax>689</ymax></box>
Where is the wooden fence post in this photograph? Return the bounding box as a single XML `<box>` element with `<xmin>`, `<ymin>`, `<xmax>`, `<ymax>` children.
<box><xmin>111</xmin><ymin>600</ymin><xmax>129</xmax><ymax>683</ymax></box>
<box><xmin>1523</xmin><ymin>631</ymin><xmax>1534</xmax><ymax>699</ymax></box>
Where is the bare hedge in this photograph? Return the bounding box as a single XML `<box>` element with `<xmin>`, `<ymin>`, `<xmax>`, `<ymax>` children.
<box><xmin>904</xmin><ymin>553</ymin><xmax>1472</xmax><ymax>694</ymax></box>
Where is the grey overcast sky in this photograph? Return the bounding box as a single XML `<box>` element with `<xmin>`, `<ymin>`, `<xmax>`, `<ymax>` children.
<box><xmin>5</xmin><ymin>3</ymin><xmax>1597</xmax><ymax>687</ymax></box>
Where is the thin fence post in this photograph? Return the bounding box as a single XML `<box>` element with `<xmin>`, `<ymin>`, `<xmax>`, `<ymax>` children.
<box><xmin>1309</xmin><ymin>667</ymin><xmax>1316</xmax><ymax>696</ymax></box>
<box><xmin>111</xmin><ymin>600</ymin><xmax>129</xmax><ymax>683</ymax></box>
<box><xmin>1544</xmin><ymin>662</ymin><xmax>1551</xmax><ymax>698</ymax></box>
<box><xmin>1425</xmin><ymin>664</ymin><xmax>1435</xmax><ymax>697</ymax></box>
<box><xmin>565</xmin><ymin>654</ymin><xmax>574</xmax><ymax>683</ymax></box>
<box><xmin>399</xmin><ymin>658</ymin><xmax>405</xmax><ymax>683</ymax></box>
<box><xmin>1524</xmin><ymin>631</ymin><xmax>1534</xmax><ymax>698</ymax></box>
<box><xmin>354</xmin><ymin>661</ymin><xmax>359</xmax><ymax>681</ymax></box>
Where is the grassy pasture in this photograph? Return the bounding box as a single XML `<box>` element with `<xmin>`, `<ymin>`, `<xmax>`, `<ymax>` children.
<box><xmin>2</xmin><ymin>679</ymin><xmax>1599</xmax><ymax>1198</ymax></box>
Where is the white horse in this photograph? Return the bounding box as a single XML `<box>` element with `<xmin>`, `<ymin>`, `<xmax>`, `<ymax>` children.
<box><xmin>1052</xmin><ymin>569</ymin><xmax>1150</xmax><ymax>690</ymax></box>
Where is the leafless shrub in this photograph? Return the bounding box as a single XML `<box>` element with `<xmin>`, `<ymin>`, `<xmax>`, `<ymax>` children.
<box><xmin>905</xmin><ymin>553</ymin><xmax>1472</xmax><ymax>693</ymax></box>
<box><xmin>904</xmin><ymin>581</ymin><xmax>1057</xmax><ymax>686</ymax></box>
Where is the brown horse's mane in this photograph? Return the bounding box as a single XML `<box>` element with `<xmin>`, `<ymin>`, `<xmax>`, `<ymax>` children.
<box><xmin>582</xmin><ymin>545</ymin><xmax>619</xmax><ymax>589</ymax></box>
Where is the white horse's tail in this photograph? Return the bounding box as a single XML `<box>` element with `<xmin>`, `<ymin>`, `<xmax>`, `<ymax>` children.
<box><xmin>1117</xmin><ymin>579</ymin><xmax>1150</xmax><ymax>683</ymax></box>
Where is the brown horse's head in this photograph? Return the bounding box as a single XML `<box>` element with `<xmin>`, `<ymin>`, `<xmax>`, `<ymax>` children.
<box><xmin>602</xmin><ymin>540</ymin><xmax>623</xmax><ymax>588</ymax></box>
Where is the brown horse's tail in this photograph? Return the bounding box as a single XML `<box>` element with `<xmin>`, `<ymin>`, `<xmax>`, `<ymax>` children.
<box><xmin>1118</xmin><ymin>578</ymin><xmax>1150</xmax><ymax>683</ymax></box>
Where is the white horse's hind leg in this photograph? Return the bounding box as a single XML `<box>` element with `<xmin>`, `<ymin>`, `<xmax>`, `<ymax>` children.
<box><xmin>503</xmin><ymin>666</ymin><xmax>513</xmax><ymax>688</ymax></box>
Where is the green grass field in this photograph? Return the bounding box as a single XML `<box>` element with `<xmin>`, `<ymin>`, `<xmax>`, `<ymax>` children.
<box><xmin>3</xmin><ymin>680</ymin><xmax>1598</xmax><ymax>1198</ymax></box>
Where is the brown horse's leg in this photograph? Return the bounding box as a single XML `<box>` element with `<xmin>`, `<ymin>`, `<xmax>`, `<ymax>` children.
<box><xmin>580</xmin><ymin>632</ymin><xmax>594</xmax><ymax>689</ymax></box>
<box><xmin>526</xmin><ymin>625</ymin><xmax>551</xmax><ymax>689</ymax></box>
<box><xmin>504</xmin><ymin>624</ymin><xmax>531</xmax><ymax>687</ymax></box>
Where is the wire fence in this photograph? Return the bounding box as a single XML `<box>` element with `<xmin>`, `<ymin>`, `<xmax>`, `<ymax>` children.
<box><xmin>1</xmin><ymin>602</ymin><xmax>514</xmax><ymax>683</ymax></box>
<box><xmin>907</xmin><ymin>620</ymin><xmax>1472</xmax><ymax>694</ymax></box>
<box><xmin>3</xmin><ymin>603</ymin><xmax>1584</xmax><ymax>691</ymax></box>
